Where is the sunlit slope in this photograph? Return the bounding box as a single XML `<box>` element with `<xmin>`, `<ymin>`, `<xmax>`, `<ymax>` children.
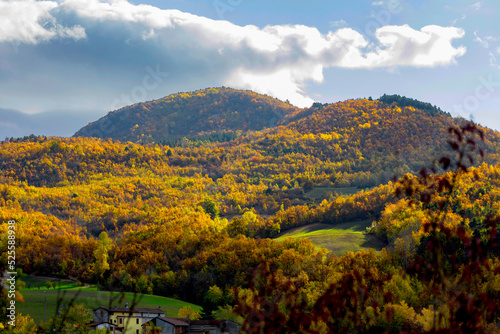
<box><xmin>275</xmin><ymin>220</ymin><xmax>386</xmax><ymax>255</ymax></box>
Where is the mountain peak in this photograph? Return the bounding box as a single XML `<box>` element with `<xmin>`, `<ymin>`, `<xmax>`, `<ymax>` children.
<box><xmin>74</xmin><ymin>87</ymin><xmax>298</xmax><ymax>142</ymax></box>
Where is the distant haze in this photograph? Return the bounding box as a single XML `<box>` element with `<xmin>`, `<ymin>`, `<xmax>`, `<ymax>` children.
<box><xmin>0</xmin><ymin>108</ymin><xmax>105</xmax><ymax>139</ymax></box>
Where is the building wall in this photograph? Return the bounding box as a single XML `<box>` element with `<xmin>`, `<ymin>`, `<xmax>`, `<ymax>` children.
<box><xmin>108</xmin><ymin>311</ymin><xmax>166</xmax><ymax>334</ymax></box>
<box><xmin>143</xmin><ymin>319</ymin><xmax>175</xmax><ymax>334</ymax></box>
<box><xmin>221</xmin><ymin>320</ymin><xmax>240</xmax><ymax>334</ymax></box>
<box><xmin>122</xmin><ymin>314</ymin><xmax>144</xmax><ymax>334</ymax></box>
<box><xmin>93</xmin><ymin>308</ymin><xmax>109</xmax><ymax>323</ymax></box>
<box><xmin>157</xmin><ymin>319</ymin><xmax>175</xmax><ymax>334</ymax></box>
<box><xmin>190</xmin><ymin>325</ymin><xmax>219</xmax><ymax>334</ymax></box>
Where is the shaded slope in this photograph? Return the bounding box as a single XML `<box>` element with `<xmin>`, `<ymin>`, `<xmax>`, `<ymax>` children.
<box><xmin>74</xmin><ymin>87</ymin><xmax>298</xmax><ymax>142</ymax></box>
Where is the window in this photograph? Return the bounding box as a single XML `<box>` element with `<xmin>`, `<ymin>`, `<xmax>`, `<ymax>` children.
<box><xmin>119</xmin><ymin>318</ymin><xmax>122</xmax><ymax>324</ymax></box>
<box><xmin>136</xmin><ymin>330</ymin><xmax>139</xmax><ymax>334</ymax></box>
<box><xmin>136</xmin><ymin>318</ymin><xmax>139</xmax><ymax>324</ymax></box>
<box><xmin>114</xmin><ymin>319</ymin><xmax>116</xmax><ymax>324</ymax></box>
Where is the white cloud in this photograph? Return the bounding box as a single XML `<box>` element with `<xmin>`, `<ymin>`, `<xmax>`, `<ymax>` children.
<box><xmin>471</xmin><ymin>1</ymin><xmax>482</xmax><ymax>10</ymax></box>
<box><xmin>0</xmin><ymin>0</ymin><xmax>85</xmax><ymax>44</ymax></box>
<box><xmin>225</xmin><ymin>66</ymin><xmax>320</xmax><ymax>107</ymax></box>
<box><xmin>497</xmin><ymin>47</ymin><xmax>500</xmax><ymax>55</ymax></box>
<box><xmin>329</xmin><ymin>19</ymin><xmax>347</xmax><ymax>28</ymax></box>
<box><xmin>0</xmin><ymin>0</ymin><xmax>467</xmax><ymax>108</ymax></box>
<box><xmin>362</xmin><ymin>25</ymin><xmax>467</xmax><ymax>68</ymax></box>
<box><xmin>450</xmin><ymin>14</ymin><xmax>466</xmax><ymax>26</ymax></box>
<box><xmin>473</xmin><ymin>31</ymin><xmax>499</xmax><ymax>50</ymax></box>
<box><xmin>474</xmin><ymin>31</ymin><xmax>489</xmax><ymax>48</ymax></box>
<box><xmin>372</xmin><ymin>1</ymin><xmax>384</xmax><ymax>6</ymax></box>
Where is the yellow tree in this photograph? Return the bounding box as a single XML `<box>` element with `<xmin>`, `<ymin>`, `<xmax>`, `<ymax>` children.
<box><xmin>178</xmin><ymin>306</ymin><xmax>201</xmax><ymax>320</ymax></box>
<box><xmin>94</xmin><ymin>232</ymin><xmax>112</xmax><ymax>279</ymax></box>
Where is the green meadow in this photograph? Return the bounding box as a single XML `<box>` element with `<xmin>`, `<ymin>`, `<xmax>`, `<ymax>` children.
<box><xmin>17</xmin><ymin>277</ymin><xmax>201</xmax><ymax>324</ymax></box>
<box><xmin>275</xmin><ymin>220</ymin><xmax>387</xmax><ymax>255</ymax></box>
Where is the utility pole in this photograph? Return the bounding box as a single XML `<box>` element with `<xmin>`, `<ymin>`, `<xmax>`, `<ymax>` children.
<box><xmin>44</xmin><ymin>290</ymin><xmax>47</xmax><ymax>323</ymax></box>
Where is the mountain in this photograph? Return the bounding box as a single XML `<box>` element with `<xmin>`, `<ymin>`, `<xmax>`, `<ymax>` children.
<box><xmin>5</xmin><ymin>90</ymin><xmax>500</xmax><ymax>199</ymax></box>
<box><xmin>7</xmin><ymin>90</ymin><xmax>499</xmax><ymax>192</ymax></box>
<box><xmin>218</xmin><ymin>95</ymin><xmax>500</xmax><ymax>187</ymax></box>
<box><xmin>0</xmin><ymin>108</ymin><xmax>104</xmax><ymax>138</ymax></box>
<box><xmin>74</xmin><ymin>87</ymin><xmax>298</xmax><ymax>142</ymax></box>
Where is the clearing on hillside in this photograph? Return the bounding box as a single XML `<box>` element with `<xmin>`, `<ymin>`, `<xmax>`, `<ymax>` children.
<box><xmin>275</xmin><ymin>220</ymin><xmax>387</xmax><ymax>255</ymax></box>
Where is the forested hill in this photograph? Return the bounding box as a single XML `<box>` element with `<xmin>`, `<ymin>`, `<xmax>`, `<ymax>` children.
<box><xmin>221</xmin><ymin>97</ymin><xmax>500</xmax><ymax>187</ymax></box>
<box><xmin>74</xmin><ymin>87</ymin><xmax>298</xmax><ymax>142</ymax></box>
<box><xmin>9</xmin><ymin>92</ymin><xmax>500</xmax><ymax>191</ymax></box>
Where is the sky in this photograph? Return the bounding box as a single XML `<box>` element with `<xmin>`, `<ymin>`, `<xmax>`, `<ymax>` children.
<box><xmin>0</xmin><ymin>0</ymin><xmax>500</xmax><ymax>136</ymax></box>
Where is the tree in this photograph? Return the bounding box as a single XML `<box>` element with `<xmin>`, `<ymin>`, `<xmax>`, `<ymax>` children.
<box><xmin>88</xmin><ymin>329</ymin><xmax>112</xmax><ymax>334</ymax></box>
<box><xmin>178</xmin><ymin>306</ymin><xmax>201</xmax><ymax>320</ymax></box>
<box><xmin>303</xmin><ymin>180</ymin><xmax>314</xmax><ymax>193</ymax></box>
<box><xmin>202</xmin><ymin>198</ymin><xmax>219</xmax><ymax>219</ymax></box>
<box><xmin>213</xmin><ymin>305</ymin><xmax>243</xmax><ymax>323</ymax></box>
<box><xmin>10</xmin><ymin>313</ymin><xmax>36</xmax><ymax>334</ymax></box>
<box><xmin>94</xmin><ymin>232</ymin><xmax>112</xmax><ymax>279</ymax></box>
<box><xmin>49</xmin><ymin>304</ymin><xmax>92</xmax><ymax>334</ymax></box>
<box><xmin>201</xmin><ymin>285</ymin><xmax>225</xmax><ymax>319</ymax></box>
<box><xmin>227</xmin><ymin>217</ymin><xmax>247</xmax><ymax>237</ymax></box>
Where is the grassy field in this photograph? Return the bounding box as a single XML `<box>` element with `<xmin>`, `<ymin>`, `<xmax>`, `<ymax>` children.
<box><xmin>275</xmin><ymin>220</ymin><xmax>387</xmax><ymax>255</ymax></box>
<box><xmin>17</xmin><ymin>277</ymin><xmax>201</xmax><ymax>324</ymax></box>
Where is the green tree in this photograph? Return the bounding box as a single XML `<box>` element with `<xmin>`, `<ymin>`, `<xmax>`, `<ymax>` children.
<box><xmin>213</xmin><ymin>305</ymin><xmax>243</xmax><ymax>323</ymax></box>
<box><xmin>88</xmin><ymin>329</ymin><xmax>112</xmax><ymax>334</ymax></box>
<box><xmin>202</xmin><ymin>198</ymin><xmax>219</xmax><ymax>219</ymax></box>
<box><xmin>201</xmin><ymin>285</ymin><xmax>224</xmax><ymax>319</ymax></box>
<box><xmin>51</xmin><ymin>304</ymin><xmax>92</xmax><ymax>334</ymax></box>
<box><xmin>206</xmin><ymin>285</ymin><xmax>224</xmax><ymax>305</ymax></box>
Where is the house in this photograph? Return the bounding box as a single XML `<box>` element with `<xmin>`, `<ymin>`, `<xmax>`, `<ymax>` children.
<box><xmin>142</xmin><ymin>317</ymin><xmax>240</xmax><ymax>334</ymax></box>
<box><xmin>92</xmin><ymin>304</ymin><xmax>165</xmax><ymax>334</ymax></box>
<box><xmin>142</xmin><ymin>317</ymin><xmax>188</xmax><ymax>334</ymax></box>
<box><xmin>88</xmin><ymin>321</ymin><xmax>119</xmax><ymax>333</ymax></box>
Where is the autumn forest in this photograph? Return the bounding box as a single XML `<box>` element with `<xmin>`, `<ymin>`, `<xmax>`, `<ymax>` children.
<box><xmin>1</xmin><ymin>87</ymin><xmax>500</xmax><ymax>333</ymax></box>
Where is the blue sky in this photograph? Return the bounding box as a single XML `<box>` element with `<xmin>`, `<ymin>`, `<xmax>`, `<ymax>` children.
<box><xmin>0</xmin><ymin>0</ymin><xmax>499</xmax><ymax>136</ymax></box>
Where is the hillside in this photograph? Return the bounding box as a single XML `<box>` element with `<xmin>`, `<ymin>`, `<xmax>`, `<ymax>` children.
<box><xmin>74</xmin><ymin>90</ymin><xmax>500</xmax><ymax>188</ymax></box>
<box><xmin>2</xmin><ymin>92</ymin><xmax>500</xmax><ymax>331</ymax></box>
<box><xmin>274</xmin><ymin>220</ymin><xmax>387</xmax><ymax>255</ymax></box>
<box><xmin>74</xmin><ymin>87</ymin><xmax>298</xmax><ymax>142</ymax></box>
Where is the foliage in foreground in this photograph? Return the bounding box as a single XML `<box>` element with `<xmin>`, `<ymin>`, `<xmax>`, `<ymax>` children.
<box><xmin>234</xmin><ymin>123</ymin><xmax>500</xmax><ymax>333</ymax></box>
